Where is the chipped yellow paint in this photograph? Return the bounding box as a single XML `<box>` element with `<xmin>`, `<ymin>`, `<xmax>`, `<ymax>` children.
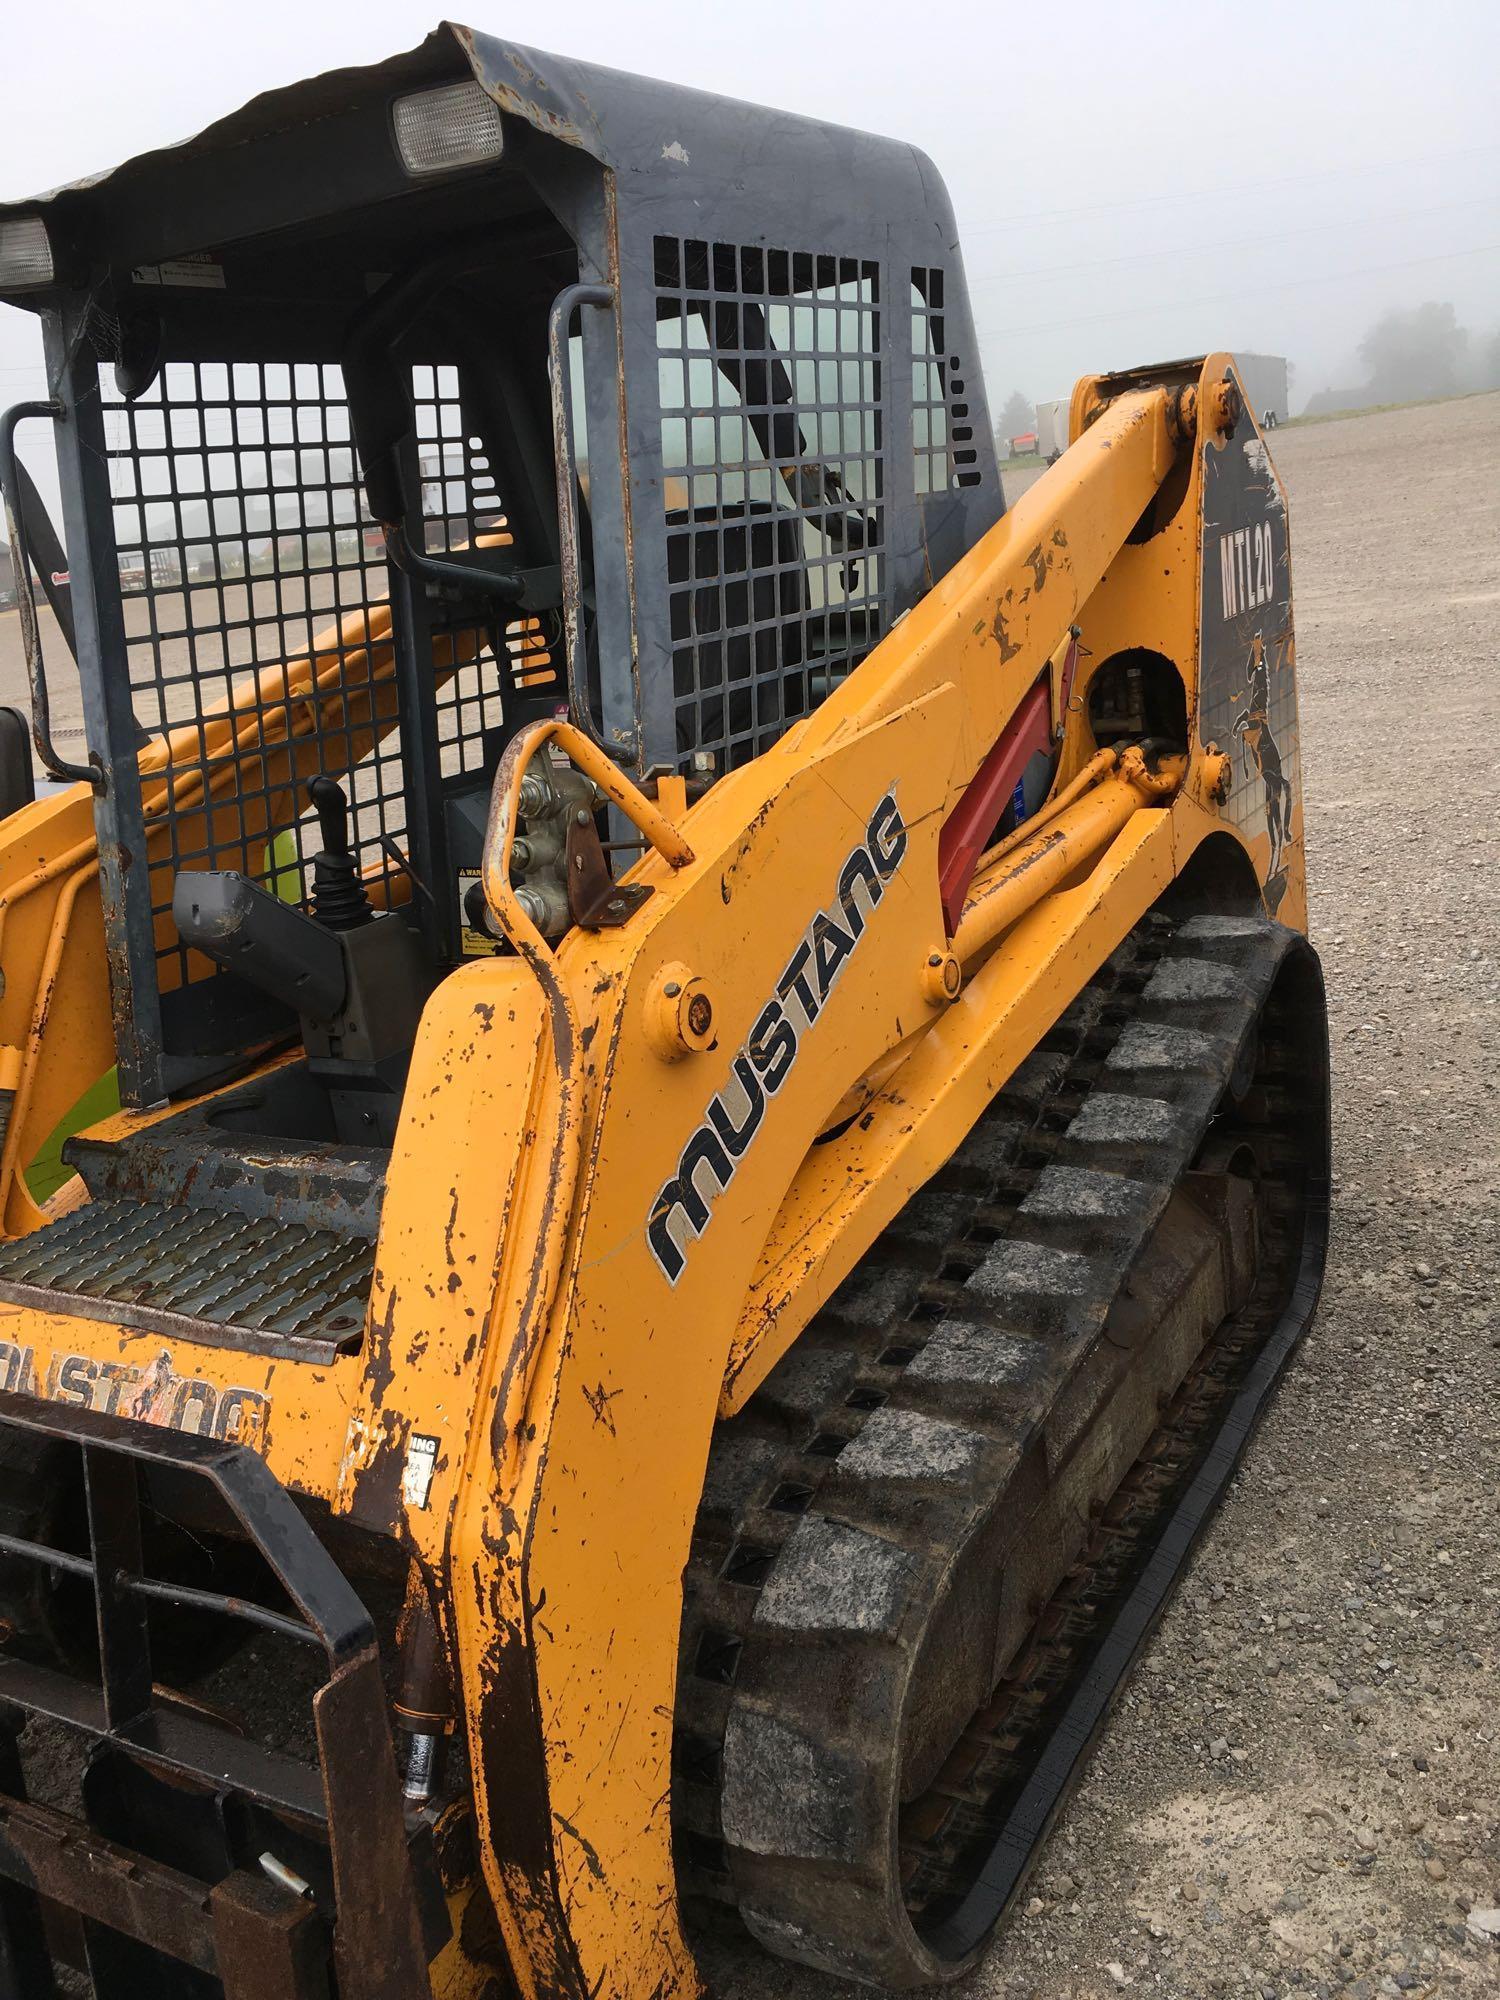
<box><xmin>344</xmin><ymin>364</ymin><xmax>1298</xmax><ymax>2000</ymax></box>
<box><xmin>0</xmin><ymin>1306</ymin><xmax>354</xmax><ymax>1493</ymax></box>
<box><xmin>0</xmin><ymin>357</ymin><xmax>1303</xmax><ymax>2000</ymax></box>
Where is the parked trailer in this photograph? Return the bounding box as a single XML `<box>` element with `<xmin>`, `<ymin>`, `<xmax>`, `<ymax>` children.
<box><xmin>1036</xmin><ymin>398</ymin><xmax>1070</xmax><ymax>462</ymax></box>
<box><xmin>1233</xmin><ymin>352</ymin><xmax>1289</xmax><ymax>428</ymax></box>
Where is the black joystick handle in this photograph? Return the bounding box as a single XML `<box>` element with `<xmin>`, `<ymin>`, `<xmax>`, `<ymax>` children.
<box><xmin>310</xmin><ymin>774</ymin><xmax>353</xmax><ymax>857</ymax></box>
<box><xmin>307</xmin><ymin>775</ymin><xmax>375</xmax><ymax>932</ymax></box>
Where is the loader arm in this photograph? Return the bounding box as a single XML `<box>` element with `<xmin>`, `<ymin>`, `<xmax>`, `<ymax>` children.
<box><xmin>337</xmin><ymin>372</ymin><xmax>1247</xmax><ymax>2000</ymax></box>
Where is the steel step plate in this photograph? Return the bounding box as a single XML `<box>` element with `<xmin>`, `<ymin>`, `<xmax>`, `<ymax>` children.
<box><xmin>0</xmin><ymin>1198</ymin><xmax>372</xmax><ymax>1349</ymax></box>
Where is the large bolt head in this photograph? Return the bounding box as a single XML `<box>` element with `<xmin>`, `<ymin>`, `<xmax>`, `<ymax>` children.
<box><xmin>921</xmin><ymin>951</ymin><xmax>963</xmax><ymax>1005</ymax></box>
<box><xmin>645</xmin><ymin>961</ymin><xmax>717</xmax><ymax>1061</ymax></box>
<box><xmin>1209</xmin><ymin>373</ymin><xmax>1244</xmax><ymax>437</ymax></box>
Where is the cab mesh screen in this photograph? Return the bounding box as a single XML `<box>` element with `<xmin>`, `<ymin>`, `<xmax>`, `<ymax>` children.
<box><xmin>99</xmin><ymin>359</ymin><xmax>553</xmax><ymax>993</ymax></box>
<box><xmin>653</xmin><ymin>239</ymin><xmax>887</xmax><ymax>773</ymax></box>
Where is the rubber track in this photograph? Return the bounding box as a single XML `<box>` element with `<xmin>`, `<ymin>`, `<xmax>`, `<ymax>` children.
<box><xmin>671</xmin><ymin>911</ymin><xmax>1327</xmax><ymax>1984</ymax></box>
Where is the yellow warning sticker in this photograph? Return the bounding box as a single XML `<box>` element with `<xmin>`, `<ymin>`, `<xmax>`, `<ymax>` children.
<box><xmin>458</xmin><ymin>870</ymin><xmax>502</xmax><ymax>956</ymax></box>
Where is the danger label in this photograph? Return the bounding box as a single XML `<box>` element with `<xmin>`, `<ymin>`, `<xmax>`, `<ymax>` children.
<box><xmin>402</xmin><ymin>1433</ymin><xmax>441</xmax><ymax>1510</ymax></box>
<box><xmin>457</xmin><ymin>870</ymin><xmax>502</xmax><ymax>956</ymax></box>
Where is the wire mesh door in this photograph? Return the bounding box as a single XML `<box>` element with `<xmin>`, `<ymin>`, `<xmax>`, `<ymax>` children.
<box><xmin>652</xmin><ymin>239</ymin><xmax>888</xmax><ymax>773</ymax></box>
<box><xmin>90</xmin><ymin>351</ymin><xmax>558</xmax><ymax>1101</ymax></box>
<box><xmin>102</xmin><ymin>359</ymin><xmax>405</xmax><ymax>1005</ymax></box>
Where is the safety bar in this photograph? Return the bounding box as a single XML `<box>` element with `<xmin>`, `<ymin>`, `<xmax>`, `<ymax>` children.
<box><xmin>547</xmin><ymin>282</ymin><xmax>628</xmax><ymax>759</ymax></box>
<box><xmin>344</xmin><ymin>245</ymin><xmax>557</xmax><ymax>614</ymax></box>
<box><xmin>0</xmin><ymin>400</ymin><xmax>94</xmax><ymax>788</ymax></box>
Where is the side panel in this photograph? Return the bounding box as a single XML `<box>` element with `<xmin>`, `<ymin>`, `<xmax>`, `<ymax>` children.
<box><xmin>1198</xmin><ymin>396</ymin><xmax>1306</xmax><ymax>928</ymax></box>
<box><xmin>0</xmin><ymin>1313</ymin><xmax>351</xmax><ymax>1491</ymax></box>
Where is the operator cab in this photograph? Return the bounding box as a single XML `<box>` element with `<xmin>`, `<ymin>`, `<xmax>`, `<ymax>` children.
<box><xmin>0</xmin><ymin>24</ymin><xmax>1001</xmax><ymax>1186</ymax></box>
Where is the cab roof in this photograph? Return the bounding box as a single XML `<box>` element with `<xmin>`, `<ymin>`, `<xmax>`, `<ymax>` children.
<box><xmin>0</xmin><ymin>22</ymin><xmax>953</xmax><ymax>285</ymax></box>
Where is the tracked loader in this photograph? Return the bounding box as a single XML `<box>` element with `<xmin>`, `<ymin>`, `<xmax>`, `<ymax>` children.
<box><xmin>0</xmin><ymin>27</ymin><xmax>1328</xmax><ymax>1999</ymax></box>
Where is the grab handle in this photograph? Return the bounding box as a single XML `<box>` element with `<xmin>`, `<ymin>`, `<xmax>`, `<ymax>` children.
<box><xmin>0</xmin><ymin>400</ymin><xmax>95</xmax><ymax>788</ymax></box>
<box><xmin>547</xmin><ymin>283</ymin><xmax>629</xmax><ymax>760</ymax></box>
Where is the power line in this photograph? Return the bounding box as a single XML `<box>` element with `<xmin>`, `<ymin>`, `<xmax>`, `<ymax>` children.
<box><xmin>965</xmin><ymin>196</ymin><xmax>1500</xmax><ymax>289</ymax></box>
<box><xmin>971</xmin><ymin>242</ymin><xmax>1500</xmax><ymax>341</ymax></box>
<box><xmin>960</xmin><ymin>143</ymin><xmax>1500</xmax><ymax>237</ymax></box>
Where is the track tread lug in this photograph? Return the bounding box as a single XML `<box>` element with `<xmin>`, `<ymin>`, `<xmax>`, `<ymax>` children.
<box><xmin>822</xmin><ymin>1262</ymin><xmax>927</xmax><ymax>1327</ymax></box>
<box><xmin>831</xmin><ymin>1408</ymin><xmax>993</xmax><ymax>1487</ymax></box>
<box><xmin>750</xmin><ymin>1515</ymin><xmax>920</xmax><ymax>1637</ymax></box>
<box><xmin>674</xmin><ymin>909</ymin><xmax>1326</xmax><ymax>1985</ymax></box>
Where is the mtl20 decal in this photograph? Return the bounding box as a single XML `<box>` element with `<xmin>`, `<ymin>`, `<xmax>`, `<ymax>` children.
<box><xmin>1198</xmin><ymin>419</ymin><xmax>1304</xmax><ymax>924</ymax></box>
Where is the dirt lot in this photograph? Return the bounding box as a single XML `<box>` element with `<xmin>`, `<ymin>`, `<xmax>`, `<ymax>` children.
<box><xmin>0</xmin><ymin>598</ymin><xmax>80</xmax><ymax>752</ymax></box>
<box><xmin>714</xmin><ymin>394</ymin><xmax>1500</xmax><ymax>2000</ymax></box>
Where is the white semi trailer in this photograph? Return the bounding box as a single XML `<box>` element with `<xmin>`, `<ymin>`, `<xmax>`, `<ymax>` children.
<box><xmin>1035</xmin><ymin>398</ymin><xmax>1069</xmax><ymax>462</ymax></box>
<box><xmin>1232</xmin><ymin>352</ymin><xmax>1289</xmax><ymax>427</ymax></box>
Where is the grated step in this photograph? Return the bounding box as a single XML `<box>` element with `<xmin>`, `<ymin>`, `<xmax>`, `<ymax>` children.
<box><xmin>0</xmin><ymin>1198</ymin><xmax>372</xmax><ymax>1349</ymax></box>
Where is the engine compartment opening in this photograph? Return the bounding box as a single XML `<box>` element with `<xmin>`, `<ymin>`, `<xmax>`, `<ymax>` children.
<box><xmin>1085</xmin><ymin>648</ymin><xmax>1189</xmax><ymax>754</ymax></box>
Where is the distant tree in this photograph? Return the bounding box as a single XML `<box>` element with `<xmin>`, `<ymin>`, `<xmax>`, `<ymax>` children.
<box><xmin>996</xmin><ymin>391</ymin><xmax>1036</xmax><ymax>444</ymax></box>
<box><xmin>1483</xmin><ymin>328</ymin><xmax>1500</xmax><ymax>392</ymax></box>
<box><xmin>1358</xmin><ymin>302</ymin><xmax>1467</xmax><ymax>403</ymax></box>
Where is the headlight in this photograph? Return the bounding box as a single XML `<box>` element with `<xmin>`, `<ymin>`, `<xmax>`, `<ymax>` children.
<box><xmin>0</xmin><ymin>214</ymin><xmax>55</xmax><ymax>292</ymax></box>
<box><xmin>392</xmin><ymin>81</ymin><xmax>505</xmax><ymax>178</ymax></box>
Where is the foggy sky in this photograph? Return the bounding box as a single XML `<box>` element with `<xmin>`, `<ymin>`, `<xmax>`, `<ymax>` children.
<box><xmin>2</xmin><ymin>0</ymin><xmax>1497</xmax><ymax>469</ymax></box>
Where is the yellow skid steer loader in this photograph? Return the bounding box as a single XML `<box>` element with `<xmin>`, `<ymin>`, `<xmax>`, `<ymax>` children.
<box><xmin>0</xmin><ymin>26</ymin><xmax>1327</xmax><ymax>1999</ymax></box>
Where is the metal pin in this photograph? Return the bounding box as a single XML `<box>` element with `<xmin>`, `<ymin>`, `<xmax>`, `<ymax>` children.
<box><xmin>403</xmin><ymin>1730</ymin><xmax>441</xmax><ymax>1803</ymax></box>
<box><xmin>259</xmin><ymin>1852</ymin><xmax>314</xmax><ymax>1900</ymax></box>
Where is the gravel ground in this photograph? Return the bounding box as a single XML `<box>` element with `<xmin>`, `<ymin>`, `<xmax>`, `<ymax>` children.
<box><xmin>710</xmin><ymin>394</ymin><xmax>1500</xmax><ymax>2000</ymax></box>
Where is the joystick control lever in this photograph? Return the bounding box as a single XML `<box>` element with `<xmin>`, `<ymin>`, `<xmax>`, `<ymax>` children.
<box><xmin>308</xmin><ymin>775</ymin><xmax>375</xmax><ymax>932</ymax></box>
